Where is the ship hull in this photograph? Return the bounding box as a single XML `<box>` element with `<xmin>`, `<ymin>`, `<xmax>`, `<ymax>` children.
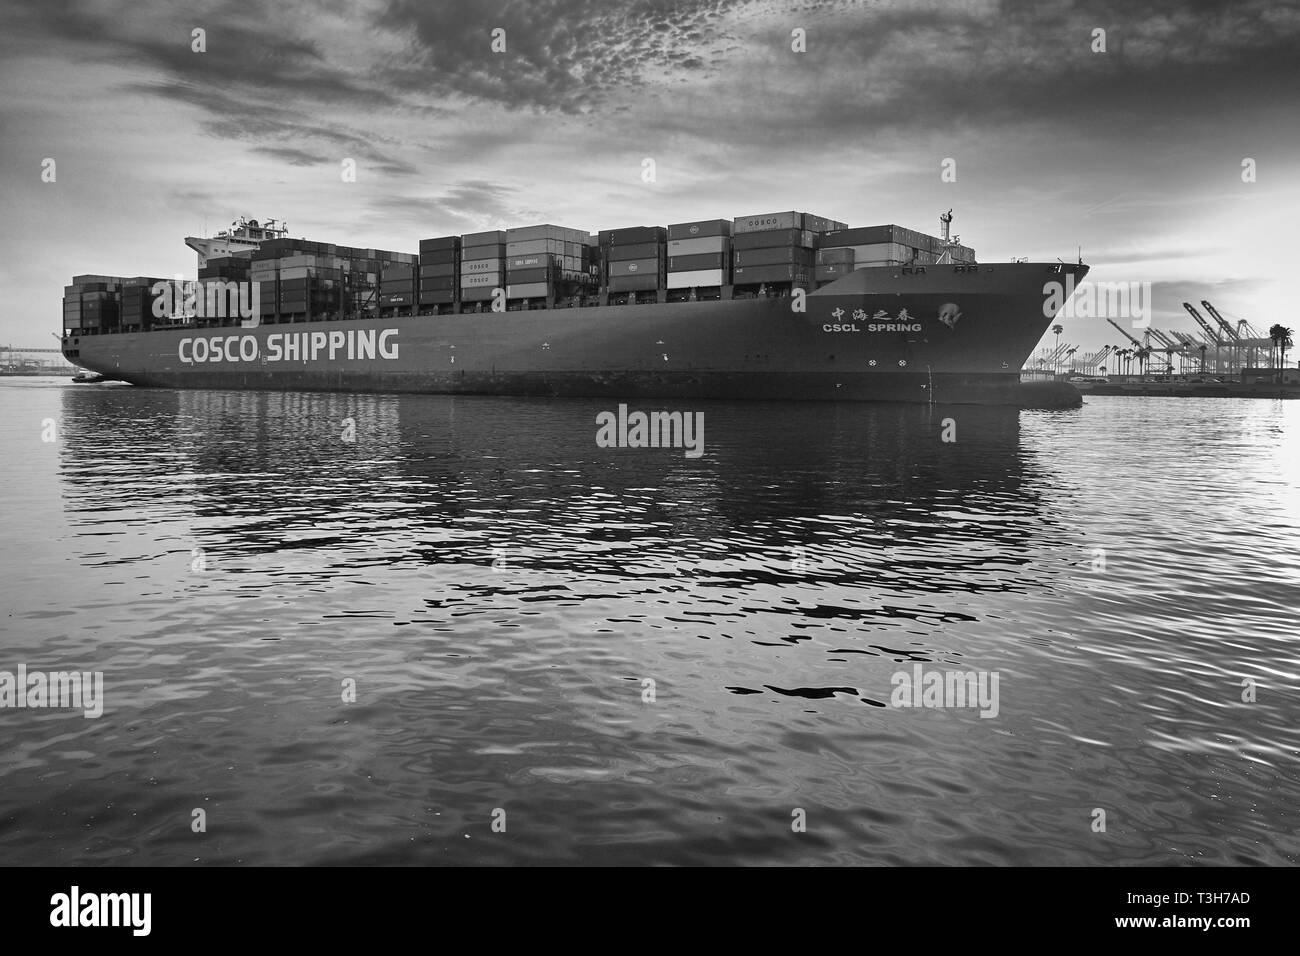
<box><xmin>63</xmin><ymin>262</ymin><xmax>1088</xmax><ymax>408</ymax></box>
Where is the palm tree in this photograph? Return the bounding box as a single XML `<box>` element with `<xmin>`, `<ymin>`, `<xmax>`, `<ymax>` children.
<box><xmin>1270</xmin><ymin>325</ymin><xmax>1294</xmax><ymax>370</ymax></box>
<box><xmin>1066</xmin><ymin>346</ymin><xmax>1078</xmax><ymax>374</ymax></box>
<box><xmin>1136</xmin><ymin>346</ymin><xmax>1152</xmax><ymax>376</ymax></box>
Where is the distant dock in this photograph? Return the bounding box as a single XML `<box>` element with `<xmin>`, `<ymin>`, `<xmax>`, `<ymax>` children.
<box><xmin>1075</xmin><ymin>379</ymin><xmax>1300</xmax><ymax>399</ymax></box>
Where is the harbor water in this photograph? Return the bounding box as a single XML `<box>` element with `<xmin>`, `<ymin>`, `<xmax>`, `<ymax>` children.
<box><xmin>0</xmin><ymin>378</ymin><xmax>1297</xmax><ymax>865</ymax></box>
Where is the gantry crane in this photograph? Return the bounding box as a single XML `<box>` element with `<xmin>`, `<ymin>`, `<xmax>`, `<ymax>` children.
<box><xmin>1106</xmin><ymin>317</ymin><xmax>1152</xmax><ymax>375</ymax></box>
<box><xmin>1182</xmin><ymin>303</ymin><xmax>1222</xmax><ymax>373</ymax></box>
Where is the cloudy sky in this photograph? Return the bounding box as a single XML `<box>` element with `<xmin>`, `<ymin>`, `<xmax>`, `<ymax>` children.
<box><xmin>3</xmin><ymin>0</ymin><xmax>1297</xmax><ymax>356</ymax></box>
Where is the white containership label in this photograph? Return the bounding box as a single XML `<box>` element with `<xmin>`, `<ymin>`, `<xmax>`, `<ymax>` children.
<box><xmin>178</xmin><ymin>328</ymin><xmax>399</xmax><ymax>365</ymax></box>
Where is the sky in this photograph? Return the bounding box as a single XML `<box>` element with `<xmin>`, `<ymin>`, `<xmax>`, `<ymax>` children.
<box><xmin>2</xmin><ymin>0</ymin><xmax>1298</xmax><ymax>357</ymax></box>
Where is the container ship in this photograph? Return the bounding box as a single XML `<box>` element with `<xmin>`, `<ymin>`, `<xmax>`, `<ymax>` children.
<box><xmin>60</xmin><ymin>210</ymin><xmax>1087</xmax><ymax>407</ymax></box>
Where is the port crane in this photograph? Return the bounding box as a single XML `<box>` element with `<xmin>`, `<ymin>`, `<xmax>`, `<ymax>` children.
<box><xmin>1203</xmin><ymin>301</ymin><xmax>1273</xmax><ymax>370</ymax></box>
<box><xmin>1105</xmin><ymin>317</ymin><xmax>1153</xmax><ymax>375</ymax></box>
<box><xmin>1200</xmin><ymin>301</ymin><xmax>1242</xmax><ymax>372</ymax></box>
<box><xmin>1182</xmin><ymin>303</ymin><xmax>1222</xmax><ymax>373</ymax></box>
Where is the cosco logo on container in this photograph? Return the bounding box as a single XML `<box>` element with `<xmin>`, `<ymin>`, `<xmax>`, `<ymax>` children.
<box><xmin>744</xmin><ymin>218</ymin><xmax>780</xmax><ymax>228</ymax></box>
<box><xmin>689</xmin><ymin>225</ymin><xmax>700</xmax><ymax>235</ymax></box>
<box><xmin>627</xmin><ymin>263</ymin><xmax>639</xmax><ymax>272</ymax></box>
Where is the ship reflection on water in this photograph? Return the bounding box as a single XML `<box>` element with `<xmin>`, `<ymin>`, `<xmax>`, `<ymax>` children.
<box><xmin>7</xmin><ymin>386</ymin><xmax>1292</xmax><ymax>865</ymax></box>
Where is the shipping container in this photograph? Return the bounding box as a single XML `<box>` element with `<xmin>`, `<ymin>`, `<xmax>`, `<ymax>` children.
<box><xmin>419</xmin><ymin>276</ymin><xmax>457</xmax><ymax>292</ymax></box>
<box><xmin>419</xmin><ymin>261</ymin><xmax>457</xmax><ymax>279</ymax></box>
<box><xmin>814</xmin><ymin>263</ymin><xmax>856</xmax><ymax>280</ymax></box>
<box><xmin>506</xmin><ymin>224</ymin><xmax>588</xmax><ymax>244</ymax></box>
<box><xmin>607</xmin><ymin>274</ymin><xmax>660</xmax><ymax>293</ymax></box>
<box><xmin>667</xmin><ymin>236</ymin><xmax>729</xmax><ymax>256</ymax></box>
<box><xmin>608</xmin><ymin>257</ymin><xmax>660</xmax><ymax>278</ymax></box>
<box><xmin>379</xmin><ymin>293</ymin><xmax>414</xmax><ymax>306</ymax></box>
<box><xmin>506</xmin><ymin>282</ymin><xmax>550</xmax><ymax>299</ymax></box>
<box><xmin>460</xmin><ymin>273</ymin><xmax>503</xmax><ymax>289</ymax></box>
<box><xmin>507</xmin><ymin>254</ymin><xmax>554</xmax><ymax>270</ymax></box>
<box><xmin>666</xmin><ymin>219</ymin><xmax>731</xmax><ymax>241</ymax></box>
<box><xmin>419</xmin><ymin>248</ymin><xmax>458</xmax><ymax>266</ymax></box>
<box><xmin>381</xmin><ymin>280</ymin><xmax>415</xmax><ymax>293</ymax></box>
<box><xmin>461</xmin><ymin>243</ymin><xmax>506</xmax><ymax>261</ymax></box>
<box><xmin>419</xmin><ymin>236</ymin><xmax>460</xmax><ymax>254</ymax></box>
<box><xmin>600</xmin><ymin>226</ymin><xmax>665</xmax><ymax>246</ymax></box>
<box><xmin>816</xmin><ymin>247</ymin><xmax>856</xmax><ymax>266</ymax></box>
<box><xmin>732</xmin><ymin>211</ymin><xmax>802</xmax><ymax>234</ymax></box>
<box><xmin>665</xmin><ymin>269</ymin><xmax>725</xmax><ymax>289</ymax></box>
<box><xmin>506</xmin><ymin>267</ymin><xmax>550</xmax><ymax>284</ymax></box>
<box><xmin>733</xmin><ymin>247</ymin><xmax>815</xmax><ymax>267</ymax></box>
<box><xmin>820</xmin><ymin>225</ymin><xmax>932</xmax><ymax>248</ymax></box>
<box><xmin>606</xmin><ymin>241</ymin><xmax>661</xmax><ymax>262</ymax></box>
<box><xmin>732</xmin><ymin>264</ymin><xmax>809</xmax><ymax>284</ymax></box>
<box><xmin>839</xmin><ymin>242</ymin><xmax>913</xmax><ymax>264</ymax></box>
<box><xmin>730</xmin><ymin>229</ymin><xmax>814</xmax><ymax>251</ymax></box>
<box><xmin>506</xmin><ymin>238</ymin><xmax>565</xmax><ymax>256</ymax></box>
<box><xmin>459</xmin><ymin>285</ymin><xmax>497</xmax><ymax>301</ymax></box>
<box><xmin>801</xmin><ymin>213</ymin><xmax>848</xmax><ymax>233</ymax></box>
<box><xmin>667</xmin><ymin>253</ymin><xmax>725</xmax><ymax>272</ymax></box>
<box><xmin>462</xmin><ymin>258</ymin><xmax>503</xmax><ymax>274</ymax></box>
<box><xmin>419</xmin><ymin>290</ymin><xmax>456</xmax><ymax>305</ymax></box>
<box><xmin>461</xmin><ymin>230</ymin><xmax>507</xmax><ymax>247</ymax></box>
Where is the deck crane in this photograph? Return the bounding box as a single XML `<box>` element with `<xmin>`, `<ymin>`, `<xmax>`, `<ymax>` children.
<box><xmin>1201</xmin><ymin>301</ymin><xmax>1242</xmax><ymax>372</ymax></box>
<box><xmin>1182</xmin><ymin>303</ymin><xmax>1222</xmax><ymax>373</ymax></box>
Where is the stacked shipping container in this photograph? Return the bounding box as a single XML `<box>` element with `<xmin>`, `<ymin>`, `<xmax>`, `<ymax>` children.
<box><xmin>665</xmin><ymin>219</ymin><xmax>731</xmax><ymax>293</ymax></box>
<box><xmin>460</xmin><ymin>230</ymin><xmax>506</xmax><ymax>304</ymax></box>
<box><xmin>63</xmin><ymin>275</ymin><xmax>122</xmax><ymax>334</ymax></box>
<box><xmin>119</xmin><ymin>277</ymin><xmax>166</xmax><ymax>332</ymax></box>
<box><xmin>729</xmin><ymin>211</ymin><xmax>843</xmax><ymax>290</ymax></box>
<box><xmin>63</xmin><ymin>213</ymin><xmax>982</xmax><ymax>332</ymax></box>
<box><xmin>505</xmin><ymin>224</ymin><xmax>589</xmax><ymax>303</ymax></box>
<box><xmin>813</xmin><ymin>224</ymin><xmax>972</xmax><ymax>287</ymax></box>
<box><xmin>600</xmin><ymin>226</ymin><xmax>667</xmax><ymax>296</ymax></box>
<box><xmin>418</xmin><ymin>236</ymin><xmax>460</xmax><ymax>310</ymax></box>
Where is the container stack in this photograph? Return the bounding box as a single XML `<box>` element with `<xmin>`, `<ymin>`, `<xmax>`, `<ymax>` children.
<box><xmin>197</xmin><ymin>255</ymin><xmax>251</xmax><ymax>282</ymax></box>
<box><xmin>63</xmin><ymin>275</ymin><xmax>122</xmax><ymax>335</ymax></box>
<box><xmin>274</xmin><ymin>255</ymin><xmax>342</xmax><ymax>321</ymax></box>
<box><xmin>459</xmin><ymin>230</ymin><xmax>506</xmax><ymax>308</ymax></box>
<box><xmin>119</xmin><ymin>277</ymin><xmax>166</xmax><ymax>332</ymax></box>
<box><xmin>378</xmin><ymin>260</ymin><xmax>417</xmax><ymax>315</ymax></box>
<box><xmin>253</xmin><ymin>257</ymin><xmax>278</xmax><ymax>321</ymax></box>
<box><xmin>418</xmin><ymin>236</ymin><xmax>460</xmax><ymax>313</ymax></box>
<box><xmin>600</xmin><ymin>226</ymin><xmax>667</xmax><ymax>301</ymax></box>
<box><xmin>814</xmin><ymin>225</ymin><xmax>962</xmax><ymax>288</ymax></box>
<box><xmin>505</xmin><ymin>224</ymin><xmax>589</xmax><ymax>307</ymax></box>
<box><xmin>729</xmin><ymin>212</ymin><xmax>844</xmax><ymax>293</ymax></box>
<box><xmin>665</xmin><ymin>219</ymin><xmax>731</xmax><ymax>299</ymax></box>
<box><xmin>248</xmin><ymin>241</ymin><xmax>416</xmax><ymax>321</ymax></box>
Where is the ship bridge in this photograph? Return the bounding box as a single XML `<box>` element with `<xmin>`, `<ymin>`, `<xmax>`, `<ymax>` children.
<box><xmin>185</xmin><ymin>216</ymin><xmax>287</xmax><ymax>268</ymax></box>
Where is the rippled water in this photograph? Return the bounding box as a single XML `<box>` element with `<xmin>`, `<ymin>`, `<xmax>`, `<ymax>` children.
<box><xmin>0</xmin><ymin>378</ymin><xmax>1297</xmax><ymax>865</ymax></box>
